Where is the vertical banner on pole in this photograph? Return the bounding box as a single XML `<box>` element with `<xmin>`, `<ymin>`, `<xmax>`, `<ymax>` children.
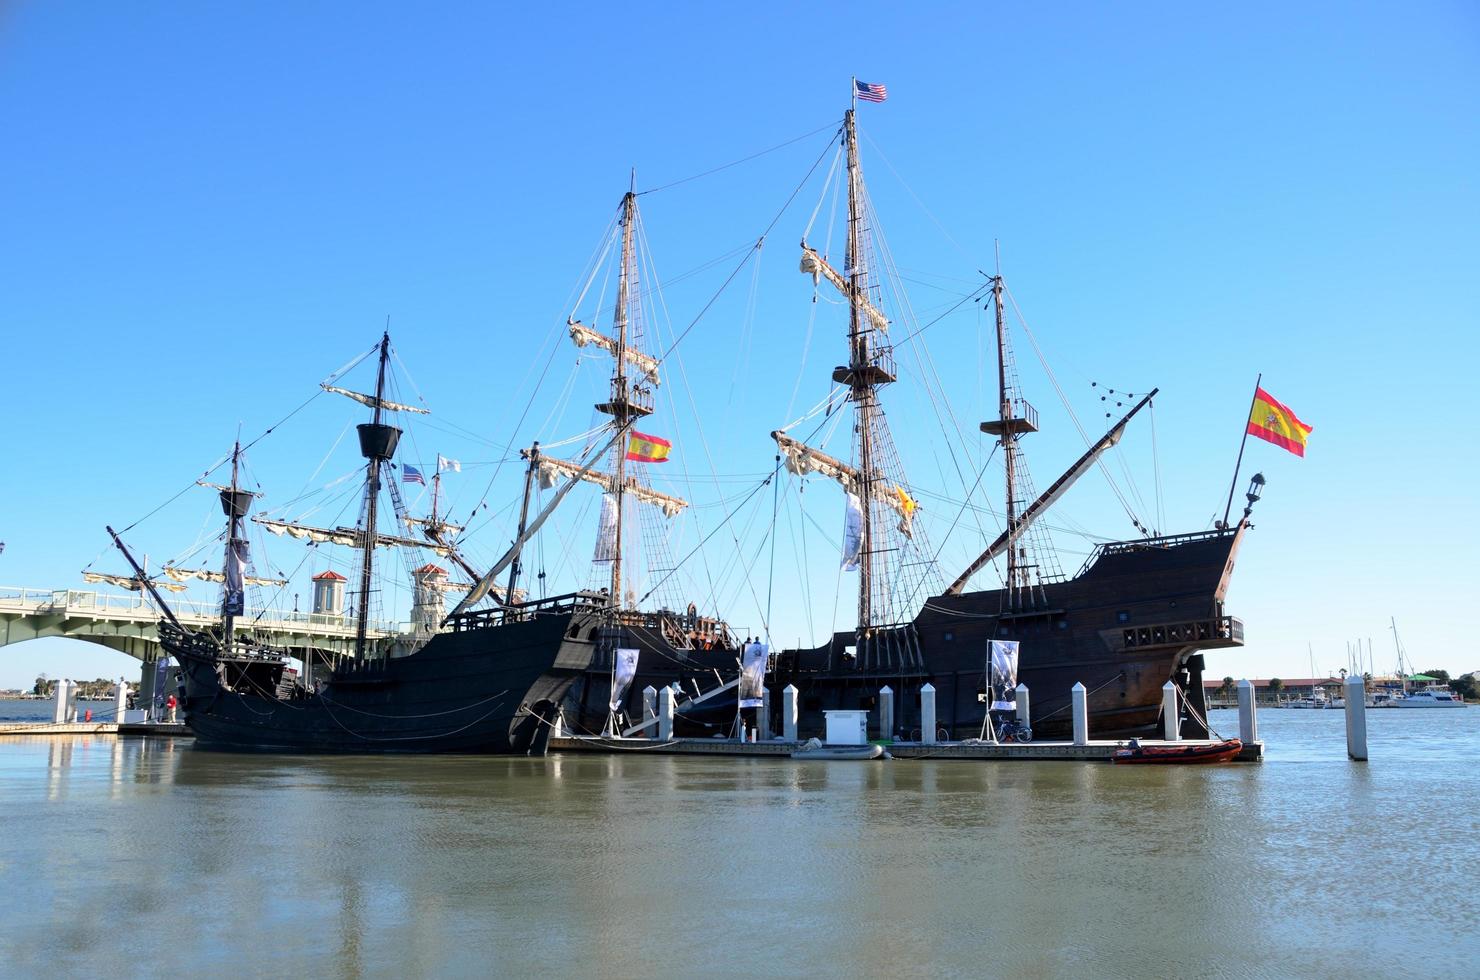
<box><xmin>988</xmin><ymin>640</ymin><xmax>1020</xmax><ymax>710</ymax></box>
<box><xmin>739</xmin><ymin>643</ymin><xmax>768</xmax><ymax>708</ymax></box>
<box><xmin>609</xmin><ymin>648</ymin><xmax>639</xmax><ymax>712</ymax></box>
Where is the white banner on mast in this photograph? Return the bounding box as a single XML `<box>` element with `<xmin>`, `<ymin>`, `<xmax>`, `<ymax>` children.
<box><xmin>594</xmin><ymin>494</ymin><xmax>619</xmax><ymax>562</ymax></box>
<box><xmin>989</xmin><ymin>640</ymin><xmax>1020</xmax><ymax>711</ymax></box>
<box><xmin>739</xmin><ymin>642</ymin><xmax>768</xmax><ymax>708</ymax></box>
<box><xmin>610</xmin><ymin>648</ymin><xmax>640</xmax><ymax>712</ymax></box>
<box><xmin>841</xmin><ymin>492</ymin><xmax>863</xmax><ymax>570</ymax></box>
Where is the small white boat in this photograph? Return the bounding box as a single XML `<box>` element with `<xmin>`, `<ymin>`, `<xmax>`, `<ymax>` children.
<box><xmin>790</xmin><ymin>739</ymin><xmax>886</xmax><ymax>760</ymax></box>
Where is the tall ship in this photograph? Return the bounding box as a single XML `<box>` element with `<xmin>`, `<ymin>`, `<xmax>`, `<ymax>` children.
<box><xmin>767</xmin><ymin>89</ymin><xmax>1257</xmax><ymax>740</ymax></box>
<box><xmin>106</xmin><ymin>333</ymin><xmax>608</xmax><ymax>754</ymax></box>
<box><xmin>485</xmin><ymin>183</ymin><xmax>747</xmax><ymax>738</ymax></box>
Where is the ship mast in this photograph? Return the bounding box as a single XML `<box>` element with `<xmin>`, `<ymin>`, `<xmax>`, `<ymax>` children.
<box><xmin>219</xmin><ymin>440</ymin><xmax>253</xmax><ymax>648</ymax></box>
<box><xmin>977</xmin><ymin>254</ymin><xmax>1040</xmax><ymax>607</ymax></box>
<box><xmin>507</xmin><ymin>441</ymin><xmax>539</xmax><ymax>605</ymax></box>
<box><xmin>354</xmin><ymin>332</ymin><xmax>399</xmax><ymax>659</ymax></box>
<box><xmin>595</xmin><ymin>182</ymin><xmax>645</xmax><ymax>609</ymax></box>
<box><xmin>844</xmin><ymin>107</ymin><xmax>876</xmax><ymax>630</ymax></box>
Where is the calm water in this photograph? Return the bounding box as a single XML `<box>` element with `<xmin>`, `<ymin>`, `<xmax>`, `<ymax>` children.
<box><xmin>1</xmin><ymin>708</ymin><xmax>1477</xmax><ymax>978</ymax></box>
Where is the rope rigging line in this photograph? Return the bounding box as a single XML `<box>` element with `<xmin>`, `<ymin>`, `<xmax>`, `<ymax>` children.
<box><xmin>637</xmin><ymin>119</ymin><xmax>842</xmax><ymax>196</ymax></box>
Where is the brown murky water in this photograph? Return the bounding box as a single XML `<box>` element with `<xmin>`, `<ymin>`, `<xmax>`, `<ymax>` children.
<box><xmin>1</xmin><ymin>708</ymin><xmax>1477</xmax><ymax>978</ymax></box>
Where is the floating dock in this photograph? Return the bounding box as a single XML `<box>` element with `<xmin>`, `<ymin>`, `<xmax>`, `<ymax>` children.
<box><xmin>551</xmin><ymin>735</ymin><xmax>1264</xmax><ymax>763</ymax></box>
<box><xmin>0</xmin><ymin>721</ymin><xmax>193</xmax><ymax>738</ymax></box>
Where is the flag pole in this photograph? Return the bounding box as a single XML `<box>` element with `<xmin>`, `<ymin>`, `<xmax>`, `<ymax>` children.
<box><xmin>1221</xmin><ymin>373</ymin><xmax>1262</xmax><ymax>527</ymax></box>
<box><xmin>851</xmin><ymin>75</ymin><xmax>857</xmax><ymax>113</ymax></box>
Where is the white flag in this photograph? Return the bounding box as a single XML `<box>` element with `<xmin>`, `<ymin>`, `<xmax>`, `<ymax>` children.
<box><xmin>594</xmin><ymin>493</ymin><xmax>619</xmax><ymax>562</ymax></box>
<box><xmin>989</xmin><ymin>640</ymin><xmax>1020</xmax><ymax>711</ymax></box>
<box><xmin>437</xmin><ymin>455</ymin><xmax>461</xmax><ymax>473</ymax></box>
<box><xmin>610</xmin><ymin>648</ymin><xmax>639</xmax><ymax>712</ymax></box>
<box><xmin>739</xmin><ymin>642</ymin><xmax>768</xmax><ymax>708</ymax></box>
<box><xmin>841</xmin><ymin>492</ymin><xmax>863</xmax><ymax>570</ymax></box>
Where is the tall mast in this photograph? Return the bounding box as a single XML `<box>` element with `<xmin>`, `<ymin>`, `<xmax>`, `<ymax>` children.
<box><xmin>993</xmin><ymin>271</ymin><xmax>1016</xmax><ymax>592</ymax></box>
<box><xmin>508</xmin><ymin>441</ymin><xmax>539</xmax><ymax>605</ymax></box>
<box><xmin>844</xmin><ymin>108</ymin><xmax>875</xmax><ymax>631</ymax></box>
<box><xmin>977</xmin><ymin>251</ymin><xmax>1040</xmax><ymax>607</ymax></box>
<box><xmin>354</xmin><ymin>332</ymin><xmax>399</xmax><ymax>659</ymax></box>
<box><xmin>220</xmin><ymin>440</ymin><xmax>249</xmax><ymax>647</ymax></box>
<box><xmin>594</xmin><ymin>182</ymin><xmax>642</xmax><ymax>610</ymax></box>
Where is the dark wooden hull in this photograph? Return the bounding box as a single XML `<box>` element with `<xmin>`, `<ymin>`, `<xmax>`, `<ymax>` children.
<box><xmin>164</xmin><ymin>608</ymin><xmax>600</xmax><ymax>754</ymax></box>
<box><xmin>776</xmin><ymin>526</ymin><xmax>1248</xmax><ymax>740</ymax></box>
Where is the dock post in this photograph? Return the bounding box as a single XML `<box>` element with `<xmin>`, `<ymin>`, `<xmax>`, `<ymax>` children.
<box><xmin>1015</xmin><ymin>683</ymin><xmax>1031</xmax><ymax>729</ymax></box>
<box><xmin>1162</xmin><ymin>681</ymin><xmax>1181</xmax><ymax>742</ymax></box>
<box><xmin>879</xmin><ymin>685</ymin><xmax>894</xmax><ymax>740</ymax></box>
<box><xmin>52</xmin><ymin>679</ymin><xmax>70</xmax><ymax>724</ymax></box>
<box><xmin>658</xmin><ymin>686</ymin><xmax>675</xmax><ymax>741</ymax></box>
<box><xmin>760</xmin><ymin>687</ymin><xmax>773</xmax><ymax>740</ymax></box>
<box><xmin>921</xmin><ymin>683</ymin><xmax>937</xmax><ymax>744</ymax></box>
<box><xmin>1237</xmin><ymin>679</ymin><xmax>1258</xmax><ymax>744</ymax></box>
<box><xmin>1071</xmin><ymin>682</ymin><xmax>1088</xmax><ymax>746</ymax></box>
<box><xmin>642</xmin><ymin>685</ymin><xmax>657</xmax><ymax>733</ymax></box>
<box><xmin>1344</xmin><ymin>674</ymin><xmax>1368</xmax><ymax>761</ymax></box>
<box><xmin>114</xmin><ymin>678</ymin><xmax>128</xmax><ymax>724</ymax></box>
<box><xmin>782</xmin><ymin>685</ymin><xmax>798</xmax><ymax>741</ymax></box>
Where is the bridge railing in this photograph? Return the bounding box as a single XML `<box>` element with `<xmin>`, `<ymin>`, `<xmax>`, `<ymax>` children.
<box><xmin>0</xmin><ymin>586</ymin><xmax>398</xmax><ymax>636</ymax></box>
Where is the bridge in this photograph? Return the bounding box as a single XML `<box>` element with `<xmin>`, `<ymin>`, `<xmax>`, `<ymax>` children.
<box><xmin>0</xmin><ymin>585</ymin><xmax>405</xmax><ymax>701</ymax></box>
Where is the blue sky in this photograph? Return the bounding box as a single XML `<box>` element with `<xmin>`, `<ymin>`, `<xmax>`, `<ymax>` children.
<box><xmin>1</xmin><ymin>2</ymin><xmax>1477</xmax><ymax>689</ymax></box>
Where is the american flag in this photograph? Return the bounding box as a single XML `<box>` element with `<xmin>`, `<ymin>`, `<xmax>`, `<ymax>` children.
<box><xmin>402</xmin><ymin>464</ymin><xmax>426</xmax><ymax>486</ymax></box>
<box><xmin>855</xmin><ymin>80</ymin><xmax>887</xmax><ymax>103</ymax></box>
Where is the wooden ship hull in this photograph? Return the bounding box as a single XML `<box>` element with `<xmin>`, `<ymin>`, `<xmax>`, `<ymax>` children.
<box><xmin>161</xmin><ymin>598</ymin><xmax>602</xmax><ymax>754</ymax></box>
<box><xmin>775</xmin><ymin>525</ymin><xmax>1247</xmax><ymax>741</ymax></box>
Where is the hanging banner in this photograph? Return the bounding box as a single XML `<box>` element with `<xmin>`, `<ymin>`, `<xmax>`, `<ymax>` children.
<box><xmin>152</xmin><ymin>657</ymin><xmax>172</xmax><ymax>716</ymax></box>
<box><xmin>841</xmin><ymin>492</ymin><xmax>863</xmax><ymax>571</ymax></box>
<box><xmin>989</xmin><ymin>639</ymin><xmax>1020</xmax><ymax>711</ymax></box>
<box><xmin>739</xmin><ymin>642</ymin><xmax>768</xmax><ymax>708</ymax></box>
<box><xmin>222</xmin><ymin>539</ymin><xmax>249</xmax><ymax>616</ymax></box>
<box><xmin>609</xmin><ymin>648</ymin><xmax>639</xmax><ymax>712</ymax></box>
<box><xmin>594</xmin><ymin>493</ymin><xmax>619</xmax><ymax>562</ymax></box>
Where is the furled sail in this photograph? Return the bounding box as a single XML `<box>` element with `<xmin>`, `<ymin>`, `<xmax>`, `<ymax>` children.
<box><xmin>533</xmin><ymin>453</ymin><xmax>688</xmax><ymax>518</ymax></box>
<box><xmin>159</xmin><ymin>566</ymin><xmax>287</xmax><ymax>587</ymax></box>
<box><xmin>253</xmin><ymin>517</ymin><xmax>455</xmax><ymax>556</ymax></box>
<box><xmin>772</xmin><ymin>431</ymin><xmax>917</xmax><ymax>533</ymax></box>
<box><xmin>82</xmin><ymin>571</ymin><xmax>189</xmax><ymax>593</ymax></box>
<box><xmin>799</xmin><ymin>244</ymin><xmax>890</xmax><ymax>333</ymax></box>
<box><xmin>568</xmin><ymin>319</ymin><xmax>662</xmax><ymax>385</ymax></box>
<box><xmin>403</xmin><ymin>515</ymin><xmax>464</xmax><ymax>535</ymax></box>
<box><xmin>321</xmin><ymin>385</ymin><xmax>430</xmax><ymax>415</ymax></box>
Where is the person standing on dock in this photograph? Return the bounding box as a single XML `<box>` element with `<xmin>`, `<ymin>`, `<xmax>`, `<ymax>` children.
<box><xmin>166</xmin><ymin>693</ymin><xmax>177</xmax><ymax>724</ymax></box>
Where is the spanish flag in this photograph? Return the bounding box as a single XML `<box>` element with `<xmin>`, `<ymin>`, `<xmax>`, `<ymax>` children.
<box><xmin>1247</xmin><ymin>387</ymin><xmax>1313</xmax><ymax>457</ymax></box>
<box><xmin>626</xmin><ymin>430</ymin><xmax>672</xmax><ymax>463</ymax></box>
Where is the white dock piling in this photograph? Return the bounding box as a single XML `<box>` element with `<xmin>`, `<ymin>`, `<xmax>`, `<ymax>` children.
<box><xmin>1162</xmin><ymin>681</ymin><xmax>1181</xmax><ymax>742</ymax></box>
<box><xmin>879</xmin><ymin>685</ymin><xmax>894</xmax><ymax>740</ymax></box>
<box><xmin>921</xmin><ymin>683</ymin><xmax>937</xmax><ymax>744</ymax></box>
<box><xmin>1071</xmin><ymin>682</ymin><xmax>1088</xmax><ymax>746</ymax></box>
<box><xmin>759</xmin><ymin>687</ymin><xmax>773</xmax><ymax>740</ymax></box>
<box><xmin>782</xmin><ymin>684</ymin><xmax>798</xmax><ymax>742</ymax></box>
<box><xmin>1015</xmin><ymin>683</ymin><xmax>1031</xmax><ymax>729</ymax></box>
<box><xmin>114</xmin><ymin>679</ymin><xmax>129</xmax><ymax>724</ymax></box>
<box><xmin>1237</xmin><ymin>679</ymin><xmax>1258</xmax><ymax>744</ymax></box>
<box><xmin>642</xmin><ymin>686</ymin><xmax>657</xmax><ymax>731</ymax></box>
<box><xmin>52</xmin><ymin>679</ymin><xmax>70</xmax><ymax>724</ymax></box>
<box><xmin>1344</xmin><ymin>674</ymin><xmax>1368</xmax><ymax>761</ymax></box>
<box><xmin>657</xmin><ymin>686</ymin><xmax>675</xmax><ymax>741</ymax></box>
